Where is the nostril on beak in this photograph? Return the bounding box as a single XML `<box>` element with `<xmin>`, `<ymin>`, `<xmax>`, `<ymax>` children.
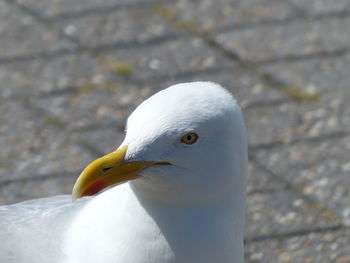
<box><xmin>102</xmin><ymin>167</ymin><xmax>113</xmax><ymax>173</ymax></box>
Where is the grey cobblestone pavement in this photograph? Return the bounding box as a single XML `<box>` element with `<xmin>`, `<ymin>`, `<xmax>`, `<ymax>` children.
<box><xmin>0</xmin><ymin>0</ymin><xmax>349</xmax><ymax>262</ymax></box>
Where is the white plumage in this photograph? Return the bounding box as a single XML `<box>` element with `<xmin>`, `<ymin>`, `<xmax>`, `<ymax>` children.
<box><xmin>0</xmin><ymin>82</ymin><xmax>247</xmax><ymax>263</ymax></box>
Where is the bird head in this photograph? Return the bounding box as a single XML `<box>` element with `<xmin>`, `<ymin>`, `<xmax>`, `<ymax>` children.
<box><xmin>72</xmin><ymin>82</ymin><xmax>247</xmax><ymax>205</ymax></box>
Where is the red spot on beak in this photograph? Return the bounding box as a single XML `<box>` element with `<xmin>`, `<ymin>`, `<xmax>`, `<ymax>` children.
<box><xmin>82</xmin><ymin>180</ymin><xmax>105</xmax><ymax>196</ymax></box>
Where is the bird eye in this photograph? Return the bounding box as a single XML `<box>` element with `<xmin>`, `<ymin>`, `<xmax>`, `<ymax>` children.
<box><xmin>180</xmin><ymin>132</ymin><xmax>199</xmax><ymax>145</ymax></box>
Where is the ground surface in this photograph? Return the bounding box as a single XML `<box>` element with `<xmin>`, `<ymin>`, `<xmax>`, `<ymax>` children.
<box><xmin>0</xmin><ymin>0</ymin><xmax>349</xmax><ymax>262</ymax></box>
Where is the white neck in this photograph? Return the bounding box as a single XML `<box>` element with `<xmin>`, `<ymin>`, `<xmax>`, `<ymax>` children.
<box><xmin>132</xmin><ymin>185</ymin><xmax>245</xmax><ymax>263</ymax></box>
<box><xmin>65</xmin><ymin>183</ymin><xmax>244</xmax><ymax>263</ymax></box>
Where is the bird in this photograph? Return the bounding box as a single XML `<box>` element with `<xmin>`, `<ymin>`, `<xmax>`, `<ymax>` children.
<box><xmin>0</xmin><ymin>82</ymin><xmax>247</xmax><ymax>263</ymax></box>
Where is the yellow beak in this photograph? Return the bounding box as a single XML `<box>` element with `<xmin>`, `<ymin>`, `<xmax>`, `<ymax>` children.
<box><xmin>72</xmin><ymin>146</ymin><xmax>164</xmax><ymax>201</ymax></box>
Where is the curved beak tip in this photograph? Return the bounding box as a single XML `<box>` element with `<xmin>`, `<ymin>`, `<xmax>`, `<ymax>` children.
<box><xmin>72</xmin><ymin>146</ymin><xmax>129</xmax><ymax>201</ymax></box>
<box><xmin>71</xmin><ymin>146</ymin><xmax>169</xmax><ymax>201</ymax></box>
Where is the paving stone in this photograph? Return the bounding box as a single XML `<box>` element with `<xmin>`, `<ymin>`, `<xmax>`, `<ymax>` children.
<box><xmin>1</xmin><ymin>37</ymin><xmax>235</xmax><ymax>100</ymax></box>
<box><xmin>246</xmin><ymin>162</ymin><xmax>283</xmax><ymax>195</ymax></box>
<box><xmin>245</xmin><ymin>102</ymin><xmax>298</xmax><ymax>145</ymax></box>
<box><xmin>16</xmin><ymin>0</ymin><xmax>165</xmax><ymax>17</ymax></box>
<box><xmin>0</xmin><ymin>101</ymin><xmax>93</xmax><ymax>184</ymax></box>
<box><xmin>34</xmin><ymin>89</ymin><xmax>130</xmax><ymax>131</ymax></box>
<box><xmin>0</xmin><ymin>175</ymin><xmax>75</xmax><ymax>205</ymax></box>
<box><xmin>161</xmin><ymin>0</ymin><xmax>295</xmax><ymax>32</ymax></box>
<box><xmin>96</xmin><ymin>37</ymin><xmax>233</xmax><ymax>80</ymax></box>
<box><xmin>0</xmin><ymin>129</ymin><xmax>92</xmax><ymax>184</ymax></box>
<box><xmin>78</xmin><ymin>128</ymin><xmax>126</xmax><ymax>157</ymax></box>
<box><xmin>0</xmin><ymin>0</ymin><xmax>74</xmax><ymax>58</ymax></box>
<box><xmin>246</xmin><ymin>189</ymin><xmax>339</xmax><ymax>239</ymax></box>
<box><xmin>216</xmin><ymin>16</ymin><xmax>350</xmax><ymax>62</ymax></box>
<box><xmin>0</xmin><ymin>54</ymin><xmax>103</xmax><ymax>98</ymax></box>
<box><xmin>245</xmin><ymin>228</ymin><xmax>350</xmax><ymax>263</ymax></box>
<box><xmin>52</xmin><ymin>5</ymin><xmax>179</xmax><ymax>48</ymax></box>
<box><xmin>264</xmin><ymin>52</ymin><xmax>350</xmax><ymax>93</ymax></box>
<box><xmin>0</xmin><ymin>100</ymin><xmax>42</xmax><ymax>143</ymax></box>
<box><xmin>254</xmin><ymin>137</ymin><xmax>350</xmax><ymax>225</ymax></box>
<box><xmin>32</xmin><ymin>68</ymin><xmax>285</xmax><ymax>134</ymax></box>
<box><xmin>293</xmin><ymin>92</ymin><xmax>350</xmax><ymax>137</ymax></box>
<box><xmin>246</xmin><ymin>88</ymin><xmax>350</xmax><ymax>146</ymax></box>
<box><xmin>287</xmin><ymin>0</ymin><xmax>350</xmax><ymax>15</ymax></box>
<box><xmin>148</xmin><ymin>70</ymin><xmax>285</xmax><ymax>108</ymax></box>
<box><xmin>33</xmin><ymin>83</ymin><xmax>153</xmax><ymax>132</ymax></box>
<box><xmin>245</xmin><ymin>164</ymin><xmax>338</xmax><ymax>239</ymax></box>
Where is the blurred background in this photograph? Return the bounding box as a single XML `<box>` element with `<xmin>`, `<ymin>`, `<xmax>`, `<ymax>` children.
<box><xmin>0</xmin><ymin>0</ymin><xmax>349</xmax><ymax>261</ymax></box>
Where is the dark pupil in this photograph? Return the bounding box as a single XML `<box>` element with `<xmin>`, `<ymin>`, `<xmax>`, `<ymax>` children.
<box><xmin>186</xmin><ymin>135</ymin><xmax>192</xmax><ymax>141</ymax></box>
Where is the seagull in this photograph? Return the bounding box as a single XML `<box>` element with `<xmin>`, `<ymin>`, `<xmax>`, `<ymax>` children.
<box><xmin>0</xmin><ymin>82</ymin><xmax>247</xmax><ymax>263</ymax></box>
